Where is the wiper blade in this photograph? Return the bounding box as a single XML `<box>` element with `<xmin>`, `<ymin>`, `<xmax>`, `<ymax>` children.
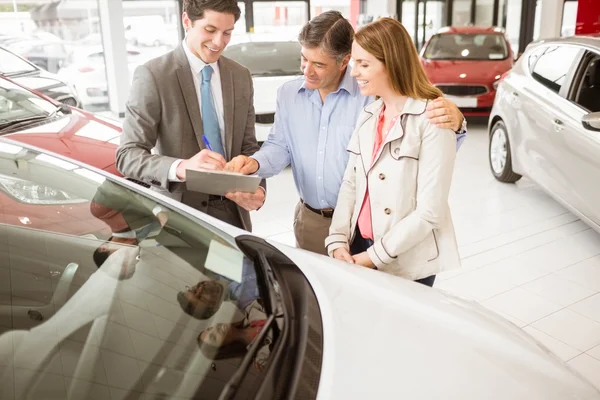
<box><xmin>0</xmin><ymin>115</ymin><xmax>50</xmax><ymax>132</ymax></box>
<box><xmin>0</xmin><ymin>104</ymin><xmax>70</xmax><ymax>133</ymax></box>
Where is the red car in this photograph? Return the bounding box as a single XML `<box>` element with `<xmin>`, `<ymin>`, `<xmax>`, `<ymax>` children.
<box><xmin>420</xmin><ymin>26</ymin><xmax>514</xmax><ymax>117</ymax></box>
<box><xmin>0</xmin><ymin>75</ymin><xmax>121</xmax><ymax>235</ymax></box>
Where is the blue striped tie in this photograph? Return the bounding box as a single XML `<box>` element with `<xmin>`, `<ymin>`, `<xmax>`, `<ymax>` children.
<box><xmin>200</xmin><ymin>66</ymin><xmax>224</xmax><ymax>156</ymax></box>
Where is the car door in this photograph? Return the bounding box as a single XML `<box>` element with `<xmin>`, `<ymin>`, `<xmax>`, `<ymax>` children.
<box><xmin>551</xmin><ymin>49</ymin><xmax>600</xmax><ymax>228</ymax></box>
<box><xmin>517</xmin><ymin>44</ymin><xmax>582</xmax><ymax>201</ymax></box>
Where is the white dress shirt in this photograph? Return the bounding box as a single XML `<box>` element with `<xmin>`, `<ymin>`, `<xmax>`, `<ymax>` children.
<box><xmin>168</xmin><ymin>39</ymin><xmax>226</xmax><ymax>182</ymax></box>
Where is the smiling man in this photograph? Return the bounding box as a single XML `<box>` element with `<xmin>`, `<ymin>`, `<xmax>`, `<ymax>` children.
<box><xmin>117</xmin><ymin>0</ymin><xmax>265</xmax><ymax>231</ymax></box>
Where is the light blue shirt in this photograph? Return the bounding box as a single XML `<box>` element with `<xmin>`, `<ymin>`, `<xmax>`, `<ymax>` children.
<box><xmin>252</xmin><ymin>67</ymin><xmax>467</xmax><ymax>210</ymax></box>
<box><xmin>252</xmin><ymin>67</ymin><xmax>371</xmax><ymax>210</ymax></box>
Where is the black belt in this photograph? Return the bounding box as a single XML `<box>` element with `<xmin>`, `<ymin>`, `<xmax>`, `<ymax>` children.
<box><xmin>208</xmin><ymin>194</ymin><xmax>227</xmax><ymax>201</ymax></box>
<box><xmin>301</xmin><ymin>199</ymin><xmax>334</xmax><ymax>219</ymax></box>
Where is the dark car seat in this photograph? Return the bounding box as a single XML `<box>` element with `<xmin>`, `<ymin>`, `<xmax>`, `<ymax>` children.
<box><xmin>578</xmin><ymin>60</ymin><xmax>600</xmax><ymax>113</ymax></box>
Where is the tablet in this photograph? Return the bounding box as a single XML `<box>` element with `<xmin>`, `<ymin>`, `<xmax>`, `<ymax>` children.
<box><xmin>185</xmin><ymin>169</ymin><xmax>261</xmax><ymax>196</ymax></box>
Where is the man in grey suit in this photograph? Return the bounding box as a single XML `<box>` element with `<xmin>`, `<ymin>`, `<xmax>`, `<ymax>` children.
<box><xmin>117</xmin><ymin>0</ymin><xmax>264</xmax><ymax>231</ymax></box>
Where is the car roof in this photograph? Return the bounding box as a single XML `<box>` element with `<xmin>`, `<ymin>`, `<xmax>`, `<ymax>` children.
<box><xmin>436</xmin><ymin>26</ymin><xmax>505</xmax><ymax>35</ymax></box>
<box><xmin>530</xmin><ymin>34</ymin><xmax>600</xmax><ymax>50</ymax></box>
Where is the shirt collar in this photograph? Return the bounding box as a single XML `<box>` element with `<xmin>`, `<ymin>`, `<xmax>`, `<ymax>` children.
<box><xmin>298</xmin><ymin>65</ymin><xmax>357</xmax><ymax>96</ymax></box>
<box><xmin>182</xmin><ymin>39</ymin><xmax>219</xmax><ymax>76</ymax></box>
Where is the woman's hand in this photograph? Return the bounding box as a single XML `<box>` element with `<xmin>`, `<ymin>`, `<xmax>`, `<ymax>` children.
<box><xmin>352</xmin><ymin>252</ymin><xmax>376</xmax><ymax>269</ymax></box>
<box><xmin>333</xmin><ymin>248</ymin><xmax>354</xmax><ymax>263</ymax></box>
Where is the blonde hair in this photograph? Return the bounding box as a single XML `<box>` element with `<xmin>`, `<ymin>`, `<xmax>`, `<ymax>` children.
<box><xmin>355</xmin><ymin>18</ymin><xmax>442</xmax><ymax>100</ymax></box>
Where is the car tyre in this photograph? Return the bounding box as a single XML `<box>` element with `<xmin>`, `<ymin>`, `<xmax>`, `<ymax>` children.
<box><xmin>489</xmin><ymin>120</ymin><xmax>521</xmax><ymax>183</ymax></box>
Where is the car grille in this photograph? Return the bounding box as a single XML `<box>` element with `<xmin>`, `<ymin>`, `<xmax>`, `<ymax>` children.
<box><xmin>436</xmin><ymin>85</ymin><xmax>488</xmax><ymax>96</ymax></box>
<box><xmin>256</xmin><ymin>113</ymin><xmax>275</xmax><ymax>124</ymax></box>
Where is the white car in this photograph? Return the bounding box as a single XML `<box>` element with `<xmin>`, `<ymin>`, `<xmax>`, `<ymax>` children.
<box><xmin>488</xmin><ymin>35</ymin><xmax>600</xmax><ymax>232</ymax></box>
<box><xmin>0</xmin><ymin>139</ymin><xmax>598</xmax><ymax>399</ymax></box>
<box><xmin>223</xmin><ymin>37</ymin><xmax>303</xmax><ymax>143</ymax></box>
<box><xmin>56</xmin><ymin>45</ymin><xmax>149</xmax><ymax>110</ymax></box>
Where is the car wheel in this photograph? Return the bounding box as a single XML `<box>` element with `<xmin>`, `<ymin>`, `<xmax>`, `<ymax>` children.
<box><xmin>489</xmin><ymin>120</ymin><xmax>522</xmax><ymax>183</ymax></box>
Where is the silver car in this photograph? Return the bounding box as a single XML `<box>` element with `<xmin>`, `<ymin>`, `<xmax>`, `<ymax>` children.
<box><xmin>488</xmin><ymin>35</ymin><xmax>600</xmax><ymax>232</ymax></box>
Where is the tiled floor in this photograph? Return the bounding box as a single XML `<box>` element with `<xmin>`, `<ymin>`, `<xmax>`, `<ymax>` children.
<box><xmin>251</xmin><ymin>120</ymin><xmax>600</xmax><ymax>389</ymax></box>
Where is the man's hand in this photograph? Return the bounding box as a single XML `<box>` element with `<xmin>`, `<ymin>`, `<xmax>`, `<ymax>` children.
<box><xmin>425</xmin><ymin>97</ymin><xmax>464</xmax><ymax>131</ymax></box>
<box><xmin>333</xmin><ymin>248</ymin><xmax>354</xmax><ymax>263</ymax></box>
<box><xmin>176</xmin><ymin>149</ymin><xmax>226</xmax><ymax>180</ymax></box>
<box><xmin>352</xmin><ymin>251</ymin><xmax>376</xmax><ymax>269</ymax></box>
<box><xmin>225</xmin><ymin>155</ymin><xmax>259</xmax><ymax>175</ymax></box>
<box><xmin>225</xmin><ymin>187</ymin><xmax>265</xmax><ymax>211</ymax></box>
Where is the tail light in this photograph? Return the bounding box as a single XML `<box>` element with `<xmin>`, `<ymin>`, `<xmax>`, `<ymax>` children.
<box><xmin>78</xmin><ymin>66</ymin><xmax>94</xmax><ymax>73</ymax></box>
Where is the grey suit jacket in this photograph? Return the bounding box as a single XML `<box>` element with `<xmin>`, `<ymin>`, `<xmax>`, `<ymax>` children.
<box><xmin>116</xmin><ymin>44</ymin><xmax>262</xmax><ymax>231</ymax></box>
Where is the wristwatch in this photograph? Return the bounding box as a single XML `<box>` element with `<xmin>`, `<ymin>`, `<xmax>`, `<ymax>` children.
<box><xmin>455</xmin><ymin>117</ymin><xmax>468</xmax><ymax>135</ymax></box>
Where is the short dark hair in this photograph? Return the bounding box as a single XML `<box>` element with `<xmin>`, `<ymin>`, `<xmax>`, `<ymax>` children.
<box><xmin>183</xmin><ymin>0</ymin><xmax>241</xmax><ymax>23</ymax></box>
<box><xmin>298</xmin><ymin>11</ymin><xmax>354</xmax><ymax>62</ymax></box>
<box><xmin>93</xmin><ymin>240</ymin><xmax>112</xmax><ymax>268</ymax></box>
<box><xmin>177</xmin><ymin>291</ymin><xmax>220</xmax><ymax>320</ymax></box>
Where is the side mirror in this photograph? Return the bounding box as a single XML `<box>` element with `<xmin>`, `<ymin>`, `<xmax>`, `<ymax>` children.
<box><xmin>582</xmin><ymin>112</ymin><xmax>600</xmax><ymax>132</ymax></box>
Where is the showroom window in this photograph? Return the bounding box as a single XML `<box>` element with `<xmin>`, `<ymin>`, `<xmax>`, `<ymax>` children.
<box><xmin>531</xmin><ymin>45</ymin><xmax>580</xmax><ymax>93</ymax></box>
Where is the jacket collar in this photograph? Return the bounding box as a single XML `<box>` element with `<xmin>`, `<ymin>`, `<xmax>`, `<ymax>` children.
<box><xmin>363</xmin><ymin>97</ymin><xmax>429</xmax><ymax>117</ymax></box>
<box><xmin>358</xmin><ymin>97</ymin><xmax>430</xmax><ymax>174</ymax></box>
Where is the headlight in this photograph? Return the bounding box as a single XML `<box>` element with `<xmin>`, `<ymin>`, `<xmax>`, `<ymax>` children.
<box><xmin>0</xmin><ymin>176</ymin><xmax>87</xmax><ymax>205</ymax></box>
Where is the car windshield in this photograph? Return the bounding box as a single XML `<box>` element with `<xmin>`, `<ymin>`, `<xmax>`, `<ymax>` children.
<box><xmin>224</xmin><ymin>41</ymin><xmax>302</xmax><ymax>77</ymax></box>
<box><xmin>0</xmin><ymin>78</ymin><xmax>56</xmax><ymax>123</ymax></box>
<box><xmin>0</xmin><ymin>47</ymin><xmax>38</xmax><ymax>76</ymax></box>
<box><xmin>423</xmin><ymin>33</ymin><xmax>508</xmax><ymax>60</ymax></box>
<box><xmin>0</xmin><ymin>140</ymin><xmax>277</xmax><ymax>399</ymax></box>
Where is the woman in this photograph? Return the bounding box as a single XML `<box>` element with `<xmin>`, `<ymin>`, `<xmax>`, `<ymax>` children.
<box><xmin>324</xmin><ymin>18</ymin><xmax>461</xmax><ymax>287</ymax></box>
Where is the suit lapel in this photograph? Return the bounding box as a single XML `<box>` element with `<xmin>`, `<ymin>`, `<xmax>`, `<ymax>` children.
<box><xmin>174</xmin><ymin>45</ymin><xmax>205</xmax><ymax>150</ymax></box>
<box><xmin>219</xmin><ymin>58</ymin><xmax>234</xmax><ymax>159</ymax></box>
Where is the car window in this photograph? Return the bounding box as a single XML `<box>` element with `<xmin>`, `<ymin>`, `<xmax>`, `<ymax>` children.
<box><xmin>527</xmin><ymin>46</ymin><xmax>547</xmax><ymax>72</ymax></box>
<box><xmin>571</xmin><ymin>52</ymin><xmax>600</xmax><ymax>112</ymax></box>
<box><xmin>0</xmin><ymin>48</ymin><xmax>38</xmax><ymax>76</ymax></box>
<box><xmin>224</xmin><ymin>42</ymin><xmax>302</xmax><ymax>77</ymax></box>
<box><xmin>531</xmin><ymin>45</ymin><xmax>580</xmax><ymax>93</ymax></box>
<box><xmin>0</xmin><ymin>141</ymin><xmax>277</xmax><ymax>399</ymax></box>
<box><xmin>423</xmin><ymin>33</ymin><xmax>508</xmax><ymax>60</ymax></box>
<box><xmin>0</xmin><ymin>78</ymin><xmax>56</xmax><ymax>124</ymax></box>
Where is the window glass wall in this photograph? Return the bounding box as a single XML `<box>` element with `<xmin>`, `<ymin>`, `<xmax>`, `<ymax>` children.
<box><xmin>452</xmin><ymin>0</ymin><xmax>472</xmax><ymax>25</ymax></box>
<box><xmin>0</xmin><ymin>0</ymin><xmax>108</xmax><ymax>111</ymax></box>
<box><xmin>474</xmin><ymin>0</ymin><xmax>495</xmax><ymax>26</ymax></box>
<box><xmin>504</xmin><ymin>0</ymin><xmax>522</xmax><ymax>55</ymax></box>
<box><xmin>252</xmin><ymin>1</ymin><xmax>307</xmax><ymax>37</ymax></box>
<box><xmin>562</xmin><ymin>0</ymin><xmax>578</xmax><ymax>36</ymax></box>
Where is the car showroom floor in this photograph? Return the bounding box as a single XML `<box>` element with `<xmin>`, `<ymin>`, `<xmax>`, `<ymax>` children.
<box><xmin>251</xmin><ymin>120</ymin><xmax>600</xmax><ymax>389</ymax></box>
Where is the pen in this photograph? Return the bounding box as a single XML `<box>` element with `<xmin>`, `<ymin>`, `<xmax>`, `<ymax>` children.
<box><xmin>202</xmin><ymin>135</ymin><xmax>213</xmax><ymax>151</ymax></box>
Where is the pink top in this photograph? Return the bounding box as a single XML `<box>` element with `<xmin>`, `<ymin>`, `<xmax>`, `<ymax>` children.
<box><xmin>357</xmin><ymin>106</ymin><xmax>399</xmax><ymax>241</ymax></box>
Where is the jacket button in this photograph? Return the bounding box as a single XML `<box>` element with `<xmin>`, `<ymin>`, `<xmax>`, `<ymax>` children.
<box><xmin>201</xmin><ymin>201</ymin><xmax>208</xmax><ymax>207</ymax></box>
<box><xmin>394</xmin><ymin>148</ymin><xmax>400</xmax><ymax>155</ymax></box>
<box><xmin>379</xmin><ymin>173</ymin><xmax>385</xmax><ymax>180</ymax></box>
<box><xmin>384</xmin><ymin>208</ymin><xmax>391</xmax><ymax>215</ymax></box>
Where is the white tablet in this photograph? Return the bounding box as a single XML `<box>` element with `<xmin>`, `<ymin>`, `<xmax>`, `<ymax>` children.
<box><xmin>185</xmin><ymin>169</ymin><xmax>261</xmax><ymax>196</ymax></box>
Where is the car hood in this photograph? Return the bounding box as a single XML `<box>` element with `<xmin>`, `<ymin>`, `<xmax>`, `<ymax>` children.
<box><xmin>422</xmin><ymin>59</ymin><xmax>513</xmax><ymax>84</ymax></box>
<box><xmin>266</xmin><ymin>242</ymin><xmax>600</xmax><ymax>400</ymax></box>
<box><xmin>5</xmin><ymin>109</ymin><xmax>121</xmax><ymax>174</ymax></box>
<box><xmin>11</xmin><ymin>72</ymin><xmax>66</xmax><ymax>91</ymax></box>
